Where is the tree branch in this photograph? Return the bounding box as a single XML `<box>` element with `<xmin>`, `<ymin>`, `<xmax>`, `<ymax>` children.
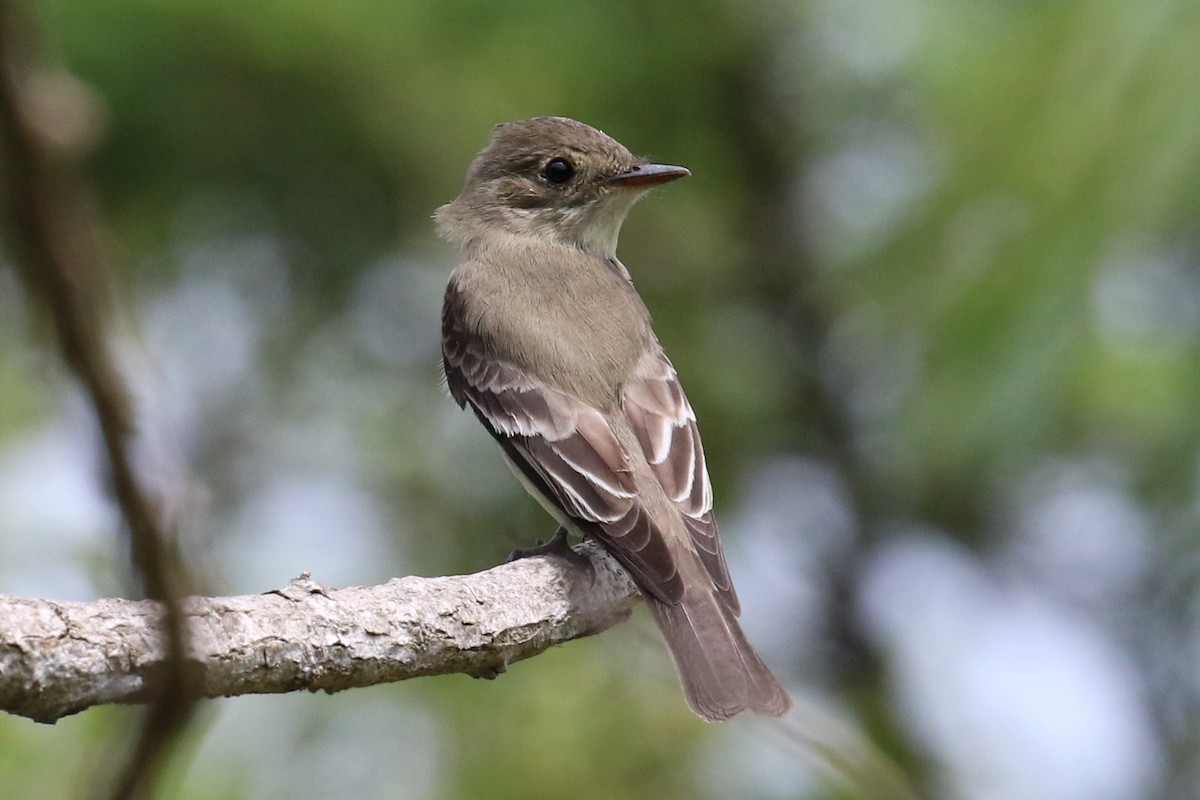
<box><xmin>0</xmin><ymin>543</ymin><xmax>639</xmax><ymax>724</ymax></box>
<box><xmin>0</xmin><ymin>0</ymin><xmax>197</xmax><ymax>791</ymax></box>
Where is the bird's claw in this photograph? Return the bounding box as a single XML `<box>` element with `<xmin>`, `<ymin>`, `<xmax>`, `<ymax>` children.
<box><xmin>506</xmin><ymin>526</ymin><xmax>596</xmax><ymax>583</ymax></box>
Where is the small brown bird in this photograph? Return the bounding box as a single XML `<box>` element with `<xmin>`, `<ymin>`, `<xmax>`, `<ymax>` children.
<box><xmin>437</xmin><ymin>116</ymin><xmax>791</xmax><ymax>721</ymax></box>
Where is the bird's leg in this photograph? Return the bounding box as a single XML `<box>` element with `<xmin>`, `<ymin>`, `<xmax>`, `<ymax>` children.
<box><xmin>506</xmin><ymin>525</ymin><xmax>573</xmax><ymax>561</ymax></box>
<box><xmin>506</xmin><ymin>526</ymin><xmax>595</xmax><ymax>579</ymax></box>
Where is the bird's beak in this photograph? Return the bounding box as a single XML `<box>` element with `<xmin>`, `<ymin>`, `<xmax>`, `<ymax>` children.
<box><xmin>608</xmin><ymin>163</ymin><xmax>691</xmax><ymax>188</ymax></box>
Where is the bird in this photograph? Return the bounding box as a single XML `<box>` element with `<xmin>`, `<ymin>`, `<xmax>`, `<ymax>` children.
<box><xmin>436</xmin><ymin>116</ymin><xmax>791</xmax><ymax>721</ymax></box>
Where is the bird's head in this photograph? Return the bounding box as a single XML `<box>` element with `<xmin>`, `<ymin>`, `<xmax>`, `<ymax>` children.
<box><xmin>437</xmin><ymin>116</ymin><xmax>689</xmax><ymax>258</ymax></box>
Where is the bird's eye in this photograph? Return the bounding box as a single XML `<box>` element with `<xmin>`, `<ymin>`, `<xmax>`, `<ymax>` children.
<box><xmin>542</xmin><ymin>157</ymin><xmax>575</xmax><ymax>185</ymax></box>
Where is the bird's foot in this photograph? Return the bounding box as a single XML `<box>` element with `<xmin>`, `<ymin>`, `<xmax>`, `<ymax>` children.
<box><xmin>507</xmin><ymin>526</ymin><xmax>595</xmax><ymax>581</ymax></box>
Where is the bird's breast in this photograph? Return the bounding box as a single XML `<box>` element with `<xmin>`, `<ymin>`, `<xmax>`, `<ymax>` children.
<box><xmin>454</xmin><ymin>237</ymin><xmax>655</xmax><ymax>406</ymax></box>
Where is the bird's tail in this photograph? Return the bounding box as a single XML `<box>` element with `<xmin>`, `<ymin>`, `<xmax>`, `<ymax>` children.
<box><xmin>646</xmin><ymin>587</ymin><xmax>792</xmax><ymax>722</ymax></box>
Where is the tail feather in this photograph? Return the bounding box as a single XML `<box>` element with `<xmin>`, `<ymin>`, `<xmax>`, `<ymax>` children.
<box><xmin>646</xmin><ymin>587</ymin><xmax>792</xmax><ymax>722</ymax></box>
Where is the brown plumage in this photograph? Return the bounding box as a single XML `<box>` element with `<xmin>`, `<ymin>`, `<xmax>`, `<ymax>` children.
<box><xmin>437</xmin><ymin>117</ymin><xmax>791</xmax><ymax>721</ymax></box>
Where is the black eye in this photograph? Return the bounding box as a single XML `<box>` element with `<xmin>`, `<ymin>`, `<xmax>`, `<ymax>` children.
<box><xmin>542</xmin><ymin>157</ymin><xmax>575</xmax><ymax>184</ymax></box>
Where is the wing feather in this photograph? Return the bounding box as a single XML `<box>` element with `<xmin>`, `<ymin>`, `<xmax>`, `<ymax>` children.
<box><xmin>621</xmin><ymin>349</ymin><xmax>738</xmax><ymax>611</ymax></box>
<box><xmin>443</xmin><ymin>279</ymin><xmax>684</xmax><ymax>603</ymax></box>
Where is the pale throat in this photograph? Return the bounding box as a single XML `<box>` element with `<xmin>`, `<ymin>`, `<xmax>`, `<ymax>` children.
<box><xmin>521</xmin><ymin>190</ymin><xmax>646</xmax><ymax>259</ymax></box>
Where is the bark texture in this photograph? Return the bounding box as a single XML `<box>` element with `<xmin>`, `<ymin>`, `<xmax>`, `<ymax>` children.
<box><xmin>0</xmin><ymin>543</ymin><xmax>638</xmax><ymax>724</ymax></box>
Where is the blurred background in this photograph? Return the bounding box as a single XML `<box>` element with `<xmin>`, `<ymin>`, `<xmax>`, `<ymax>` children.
<box><xmin>2</xmin><ymin>0</ymin><xmax>1199</xmax><ymax>797</ymax></box>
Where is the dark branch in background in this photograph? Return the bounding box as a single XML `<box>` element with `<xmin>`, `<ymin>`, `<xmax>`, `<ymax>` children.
<box><xmin>714</xmin><ymin>29</ymin><xmax>929</xmax><ymax>792</ymax></box>
<box><xmin>0</xmin><ymin>3</ymin><xmax>196</xmax><ymax>797</ymax></box>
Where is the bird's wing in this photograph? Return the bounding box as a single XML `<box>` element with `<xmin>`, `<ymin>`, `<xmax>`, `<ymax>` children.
<box><xmin>621</xmin><ymin>348</ymin><xmax>738</xmax><ymax>612</ymax></box>
<box><xmin>443</xmin><ymin>281</ymin><xmax>685</xmax><ymax>604</ymax></box>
